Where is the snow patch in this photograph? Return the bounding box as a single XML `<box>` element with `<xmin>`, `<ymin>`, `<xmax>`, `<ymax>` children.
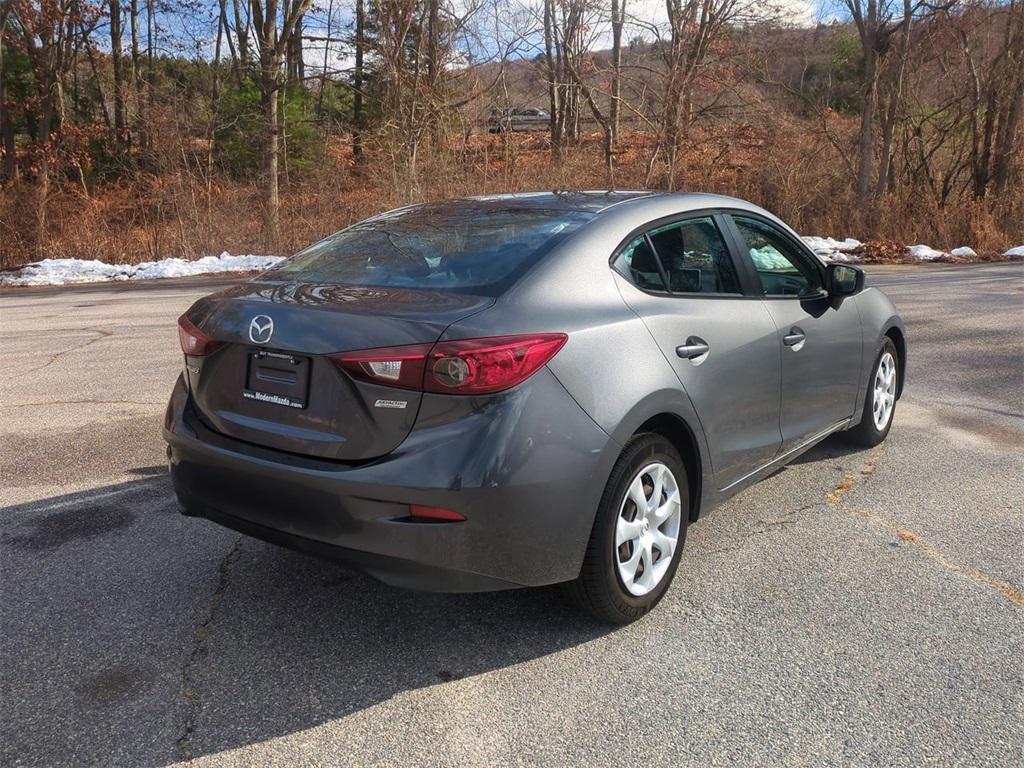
<box><xmin>949</xmin><ymin>246</ymin><xmax>977</xmax><ymax>258</ymax></box>
<box><xmin>0</xmin><ymin>253</ymin><xmax>284</xmax><ymax>287</ymax></box>
<box><xmin>1004</xmin><ymin>245</ymin><xmax>1024</xmax><ymax>259</ymax></box>
<box><xmin>801</xmin><ymin>236</ymin><xmax>863</xmax><ymax>263</ymax></box>
<box><xmin>906</xmin><ymin>244</ymin><xmax>948</xmax><ymax>261</ymax></box>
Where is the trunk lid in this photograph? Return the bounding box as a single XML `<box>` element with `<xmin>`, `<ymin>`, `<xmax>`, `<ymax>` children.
<box><xmin>185</xmin><ymin>281</ymin><xmax>494</xmax><ymax>460</ymax></box>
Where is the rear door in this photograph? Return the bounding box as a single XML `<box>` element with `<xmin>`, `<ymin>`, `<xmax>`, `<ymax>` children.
<box><xmin>725</xmin><ymin>214</ymin><xmax>863</xmax><ymax>451</ymax></box>
<box><xmin>612</xmin><ymin>213</ymin><xmax>783</xmax><ymax>489</ymax></box>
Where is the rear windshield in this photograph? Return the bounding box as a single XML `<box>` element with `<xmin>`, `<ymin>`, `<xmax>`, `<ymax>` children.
<box><xmin>269</xmin><ymin>205</ymin><xmax>594</xmax><ymax>294</ymax></box>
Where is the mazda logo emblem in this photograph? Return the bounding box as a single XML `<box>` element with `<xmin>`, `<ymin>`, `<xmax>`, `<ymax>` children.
<box><xmin>248</xmin><ymin>315</ymin><xmax>274</xmax><ymax>344</ymax></box>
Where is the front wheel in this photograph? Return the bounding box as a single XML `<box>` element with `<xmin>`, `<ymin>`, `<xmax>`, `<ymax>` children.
<box><xmin>567</xmin><ymin>434</ymin><xmax>689</xmax><ymax>623</ymax></box>
<box><xmin>845</xmin><ymin>339</ymin><xmax>898</xmax><ymax>446</ymax></box>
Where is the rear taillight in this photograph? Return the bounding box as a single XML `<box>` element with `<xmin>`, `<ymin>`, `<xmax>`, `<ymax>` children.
<box><xmin>329</xmin><ymin>333</ymin><xmax>567</xmax><ymax>395</ymax></box>
<box><xmin>330</xmin><ymin>342</ymin><xmax>433</xmax><ymax>390</ymax></box>
<box><xmin>426</xmin><ymin>334</ymin><xmax>568</xmax><ymax>394</ymax></box>
<box><xmin>177</xmin><ymin>314</ymin><xmax>222</xmax><ymax>356</ymax></box>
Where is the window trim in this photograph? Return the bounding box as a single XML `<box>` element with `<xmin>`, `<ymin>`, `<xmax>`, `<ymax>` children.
<box><xmin>608</xmin><ymin>209</ymin><xmax>760</xmax><ymax>299</ymax></box>
<box><xmin>721</xmin><ymin>213</ymin><xmax>828</xmax><ymax>300</ymax></box>
<box><xmin>612</xmin><ymin>232</ymin><xmax>672</xmax><ymax>294</ymax></box>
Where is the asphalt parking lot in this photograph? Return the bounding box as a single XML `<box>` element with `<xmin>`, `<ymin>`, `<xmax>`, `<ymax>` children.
<box><xmin>1</xmin><ymin>263</ymin><xmax>1021</xmax><ymax>767</ymax></box>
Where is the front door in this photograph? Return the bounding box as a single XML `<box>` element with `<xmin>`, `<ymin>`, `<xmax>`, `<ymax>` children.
<box><xmin>727</xmin><ymin>215</ymin><xmax>863</xmax><ymax>451</ymax></box>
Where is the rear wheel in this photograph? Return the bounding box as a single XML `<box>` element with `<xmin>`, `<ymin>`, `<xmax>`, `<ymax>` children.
<box><xmin>845</xmin><ymin>339</ymin><xmax>898</xmax><ymax>446</ymax></box>
<box><xmin>567</xmin><ymin>434</ymin><xmax>688</xmax><ymax>623</ymax></box>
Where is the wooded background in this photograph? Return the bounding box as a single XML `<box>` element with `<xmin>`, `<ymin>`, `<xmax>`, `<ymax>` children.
<box><xmin>1</xmin><ymin>0</ymin><xmax>1021</xmax><ymax>269</ymax></box>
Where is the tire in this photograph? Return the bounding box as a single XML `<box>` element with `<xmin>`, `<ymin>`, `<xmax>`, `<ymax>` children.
<box><xmin>844</xmin><ymin>338</ymin><xmax>898</xmax><ymax>447</ymax></box>
<box><xmin>567</xmin><ymin>433</ymin><xmax>689</xmax><ymax>624</ymax></box>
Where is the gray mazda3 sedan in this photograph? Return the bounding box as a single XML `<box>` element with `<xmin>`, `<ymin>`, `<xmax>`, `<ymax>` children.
<box><xmin>165</xmin><ymin>191</ymin><xmax>905</xmax><ymax>622</ymax></box>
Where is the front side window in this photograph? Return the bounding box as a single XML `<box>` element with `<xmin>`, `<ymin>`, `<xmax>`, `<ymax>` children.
<box><xmin>732</xmin><ymin>216</ymin><xmax>822</xmax><ymax>296</ymax></box>
<box><xmin>612</xmin><ymin>236</ymin><xmax>667</xmax><ymax>292</ymax></box>
<box><xmin>648</xmin><ymin>217</ymin><xmax>741</xmax><ymax>294</ymax></box>
<box><xmin>269</xmin><ymin>206</ymin><xmax>594</xmax><ymax>294</ymax></box>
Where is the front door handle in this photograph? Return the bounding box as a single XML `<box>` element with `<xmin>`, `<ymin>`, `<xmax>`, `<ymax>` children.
<box><xmin>783</xmin><ymin>328</ymin><xmax>806</xmax><ymax>348</ymax></box>
<box><xmin>676</xmin><ymin>337</ymin><xmax>710</xmax><ymax>360</ymax></box>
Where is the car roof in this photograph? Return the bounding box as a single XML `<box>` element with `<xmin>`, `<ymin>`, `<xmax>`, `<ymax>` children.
<box><xmin>429</xmin><ymin>191</ymin><xmax>771</xmax><ymax>217</ymax></box>
<box><xmin>451</xmin><ymin>191</ymin><xmax>657</xmax><ymax>213</ymax></box>
<box><xmin>360</xmin><ymin>192</ymin><xmax>780</xmax><ymax>236</ymax></box>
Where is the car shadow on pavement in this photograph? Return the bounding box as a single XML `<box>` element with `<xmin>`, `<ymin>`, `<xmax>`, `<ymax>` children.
<box><xmin>1</xmin><ymin>475</ymin><xmax>615</xmax><ymax>766</ymax></box>
<box><xmin>788</xmin><ymin>434</ymin><xmax>868</xmax><ymax>466</ymax></box>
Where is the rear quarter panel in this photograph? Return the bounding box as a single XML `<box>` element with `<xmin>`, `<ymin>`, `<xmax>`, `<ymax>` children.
<box><xmin>446</xmin><ymin>202</ymin><xmax>720</xmax><ymax>521</ymax></box>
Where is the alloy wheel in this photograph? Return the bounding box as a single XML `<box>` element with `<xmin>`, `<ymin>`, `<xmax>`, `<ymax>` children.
<box><xmin>615</xmin><ymin>462</ymin><xmax>683</xmax><ymax>596</ymax></box>
<box><xmin>872</xmin><ymin>351</ymin><xmax>897</xmax><ymax>431</ymax></box>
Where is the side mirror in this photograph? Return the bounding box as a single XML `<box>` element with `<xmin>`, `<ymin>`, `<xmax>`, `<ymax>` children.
<box><xmin>827</xmin><ymin>263</ymin><xmax>864</xmax><ymax>298</ymax></box>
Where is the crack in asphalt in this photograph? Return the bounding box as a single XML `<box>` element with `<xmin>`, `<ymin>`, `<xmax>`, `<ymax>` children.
<box><xmin>176</xmin><ymin>537</ymin><xmax>243</xmax><ymax>761</ymax></box>
<box><xmin>826</xmin><ymin>446</ymin><xmax>1024</xmax><ymax>608</ymax></box>
<box><xmin>11</xmin><ymin>328</ymin><xmax>114</xmax><ymax>378</ymax></box>
<box><xmin>750</xmin><ymin>504</ymin><xmax>812</xmax><ymax>535</ymax></box>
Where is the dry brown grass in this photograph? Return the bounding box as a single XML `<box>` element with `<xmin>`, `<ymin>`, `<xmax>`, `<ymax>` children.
<box><xmin>1</xmin><ymin>121</ymin><xmax>1021</xmax><ymax>271</ymax></box>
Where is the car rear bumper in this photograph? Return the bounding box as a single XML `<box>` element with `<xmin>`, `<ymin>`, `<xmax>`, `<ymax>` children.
<box><xmin>164</xmin><ymin>371</ymin><xmax>616</xmax><ymax>592</ymax></box>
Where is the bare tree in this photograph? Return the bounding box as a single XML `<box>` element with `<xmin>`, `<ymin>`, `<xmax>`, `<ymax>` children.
<box><xmin>0</xmin><ymin>5</ymin><xmax>16</xmax><ymax>183</ymax></box>
<box><xmin>655</xmin><ymin>0</ymin><xmax>746</xmax><ymax>188</ymax></box>
<box><xmin>248</xmin><ymin>0</ymin><xmax>314</xmax><ymax>244</ymax></box>
<box><xmin>285</xmin><ymin>0</ymin><xmax>305</xmax><ymax>85</ymax></box>
<box><xmin>232</xmin><ymin>0</ymin><xmax>251</xmax><ymax>74</ymax></box>
<box><xmin>369</xmin><ymin>0</ymin><xmax>485</xmax><ymax>187</ymax></box>
<box><xmin>8</xmin><ymin>0</ymin><xmax>82</xmax><ymax>252</ymax></box>
<box><xmin>109</xmin><ymin>0</ymin><xmax>128</xmax><ymax>149</ymax></box>
<box><xmin>129</xmin><ymin>0</ymin><xmax>144</xmax><ymax>149</ymax></box>
<box><xmin>610</xmin><ymin>0</ymin><xmax>625</xmax><ymax>142</ymax></box>
<box><xmin>961</xmin><ymin>0</ymin><xmax>1024</xmax><ymax>198</ymax></box>
<box><xmin>353</xmin><ymin>0</ymin><xmax>365</xmax><ymax>160</ymax></box>
<box><xmin>844</xmin><ymin>0</ymin><xmax>955</xmax><ymax>206</ymax></box>
<box><xmin>540</xmin><ymin>0</ymin><xmax>596</xmax><ymax>157</ymax></box>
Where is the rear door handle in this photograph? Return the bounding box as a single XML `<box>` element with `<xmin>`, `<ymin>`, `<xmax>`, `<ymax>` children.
<box><xmin>676</xmin><ymin>337</ymin><xmax>710</xmax><ymax>360</ymax></box>
<box><xmin>783</xmin><ymin>328</ymin><xmax>806</xmax><ymax>347</ymax></box>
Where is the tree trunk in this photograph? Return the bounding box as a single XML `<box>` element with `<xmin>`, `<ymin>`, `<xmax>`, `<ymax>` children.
<box><xmin>250</xmin><ymin>0</ymin><xmax>313</xmax><ymax>244</ymax></box>
<box><xmin>261</xmin><ymin>69</ymin><xmax>280</xmax><ymax>245</ymax></box>
<box><xmin>145</xmin><ymin>0</ymin><xmax>154</xmax><ymax>150</ymax></box>
<box><xmin>0</xmin><ymin>96</ymin><xmax>15</xmax><ymax>183</ymax></box>
<box><xmin>992</xmin><ymin>80</ymin><xmax>1023</xmax><ymax>196</ymax></box>
<box><xmin>426</xmin><ymin>0</ymin><xmax>440</xmax><ymax>149</ymax></box>
<box><xmin>110</xmin><ymin>0</ymin><xmax>128</xmax><ymax>149</ymax></box>
<box><xmin>992</xmin><ymin>5</ymin><xmax>1024</xmax><ymax>196</ymax></box>
<box><xmin>233</xmin><ymin>0</ymin><xmax>250</xmax><ymax>74</ymax></box>
<box><xmin>82</xmin><ymin>30</ymin><xmax>113</xmax><ymax>128</ymax></box>
<box><xmin>130</xmin><ymin>0</ymin><xmax>146</xmax><ymax>152</ymax></box>
<box><xmin>353</xmin><ymin>0</ymin><xmax>364</xmax><ymax>161</ymax></box>
<box><xmin>33</xmin><ymin>81</ymin><xmax>58</xmax><ymax>256</ymax></box>
<box><xmin>35</xmin><ymin>160</ymin><xmax>50</xmax><ymax>256</ymax></box>
<box><xmin>874</xmin><ymin>0</ymin><xmax>912</xmax><ymax>199</ymax></box>
<box><xmin>543</xmin><ymin>0</ymin><xmax>561</xmax><ymax>157</ymax></box>
<box><xmin>661</xmin><ymin>0</ymin><xmax>687</xmax><ymax>189</ymax></box>
<box><xmin>610</xmin><ymin>0</ymin><xmax>624</xmax><ymax>143</ymax></box>
<box><xmin>286</xmin><ymin>0</ymin><xmax>304</xmax><ymax>85</ymax></box>
<box><xmin>856</xmin><ymin>46</ymin><xmax>877</xmax><ymax>206</ymax></box>
<box><xmin>316</xmin><ymin>0</ymin><xmax>334</xmax><ymax>118</ymax></box>
<box><xmin>0</xmin><ymin>11</ymin><xmax>16</xmax><ymax>183</ymax></box>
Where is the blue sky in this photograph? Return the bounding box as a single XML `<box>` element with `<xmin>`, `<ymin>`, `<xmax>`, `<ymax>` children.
<box><xmin>142</xmin><ymin>0</ymin><xmax>840</xmax><ymax>68</ymax></box>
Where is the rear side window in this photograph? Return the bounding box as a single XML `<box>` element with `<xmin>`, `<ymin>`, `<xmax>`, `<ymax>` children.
<box><xmin>732</xmin><ymin>216</ymin><xmax>822</xmax><ymax>296</ymax></box>
<box><xmin>612</xmin><ymin>236</ymin><xmax>667</xmax><ymax>292</ymax></box>
<box><xmin>648</xmin><ymin>217</ymin><xmax>741</xmax><ymax>294</ymax></box>
<box><xmin>269</xmin><ymin>206</ymin><xmax>594</xmax><ymax>294</ymax></box>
